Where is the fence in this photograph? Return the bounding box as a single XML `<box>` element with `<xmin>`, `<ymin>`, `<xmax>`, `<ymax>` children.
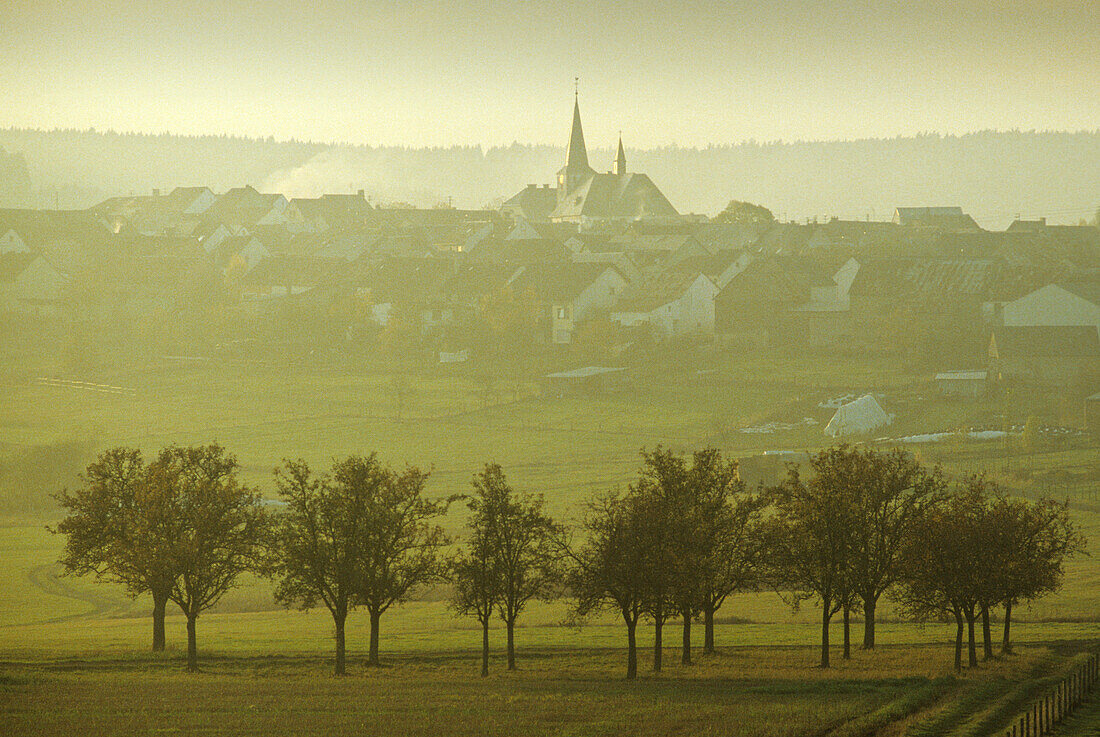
<box><xmin>1003</xmin><ymin>652</ymin><xmax>1099</xmax><ymax>736</ymax></box>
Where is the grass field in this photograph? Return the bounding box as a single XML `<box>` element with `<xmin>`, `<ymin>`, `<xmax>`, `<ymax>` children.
<box><xmin>3</xmin><ymin>326</ymin><xmax>1100</xmax><ymax>734</ymax></box>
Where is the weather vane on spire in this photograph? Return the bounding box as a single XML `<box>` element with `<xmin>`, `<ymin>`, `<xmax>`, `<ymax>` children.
<box><xmin>574</xmin><ymin>77</ymin><xmax>579</xmax><ymax>98</ymax></box>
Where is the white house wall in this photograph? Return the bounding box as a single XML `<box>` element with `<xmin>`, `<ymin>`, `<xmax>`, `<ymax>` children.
<box><xmin>574</xmin><ymin>268</ymin><xmax>629</xmax><ymax>321</ymax></box>
<box><xmin>1003</xmin><ymin>285</ymin><xmax>1100</xmax><ymax>336</ymax></box>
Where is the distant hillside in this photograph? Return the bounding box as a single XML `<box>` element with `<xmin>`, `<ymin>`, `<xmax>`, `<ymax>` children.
<box><xmin>1</xmin><ymin>128</ymin><xmax>1098</xmax><ymax>229</ymax></box>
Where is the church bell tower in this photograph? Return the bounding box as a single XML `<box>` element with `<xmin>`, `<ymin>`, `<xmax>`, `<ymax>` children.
<box><xmin>557</xmin><ymin>80</ymin><xmax>594</xmax><ymax>202</ymax></box>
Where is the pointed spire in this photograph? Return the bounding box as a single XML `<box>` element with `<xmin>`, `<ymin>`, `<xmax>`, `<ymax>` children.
<box><xmin>565</xmin><ymin>81</ymin><xmax>590</xmax><ymax>172</ymax></box>
<box><xmin>613</xmin><ymin>132</ymin><xmax>626</xmax><ymax>175</ymax></box>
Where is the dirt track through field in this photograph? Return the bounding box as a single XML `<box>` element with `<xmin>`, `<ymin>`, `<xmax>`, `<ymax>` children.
<box><xmin>19</xmin><ymin>563</ymin><xmax>126</xmax><ymax>624</ymax></box>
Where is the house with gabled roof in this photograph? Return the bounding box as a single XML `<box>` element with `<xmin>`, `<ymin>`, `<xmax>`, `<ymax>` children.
<box><xmin>501</xmin><ymin>185</ymin><xmax>558</xmax><ymax>224</ymax></box>
<box><xmin>0</xmin><ymin>209</ymin><xmax>112</xmax><ymax>273</ymax></box>
<box><xmin>291</xmin><ymin>191</ymin><xmax>375</xmax><ymax>232</ymax></box>
<box><xmin>892</xmin><ymin>206</ymin><xmax>981</xmax><ymax>232</ymax></box>
<box><xmin>507</xmin><ymin>262</ymin><xmax>629</xmax><ymax>344</ymax></box>
<box><xmin>211</xmin><ymin>235</ymin><xmax>270</xmax><ymax>275</ymax></box>
<box><xmin>93</xmin><ymin>187</ymin><xmax>215</xmax><ymax>235</ymax></box>
<box><xmin>239</xmin><ymin>256</ymin><xmax>345</xmax><ymax>303</ymax></box>
<box><xmin>0</xmin><ymin>251</ymin><xmax>67</xmax><ymax>315</ymax></box>
<box><xmin>1001</xmin><ymin>282</ymin><xmax>1100</xmax><ymax>339</ymax></box>
<box><xmin>504</xmin><ymin>219</ymin><xmax>574</xmax><ymax>242</ymax></box>
<box><xmin>202</xmin><ymin>186</ymin><xmax>303</xmax><ymax>230</ymax></box>
<box><xmin>612</xmin><ymin>272</ymin><xmax>717</xmax><ymax>337</ymax></box>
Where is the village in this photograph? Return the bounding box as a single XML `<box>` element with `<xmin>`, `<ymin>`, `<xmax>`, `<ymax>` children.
<box><xmin>2</xmin><ymin>98</ymin><xmax>1100</xmax><ymax>438</ymax></box>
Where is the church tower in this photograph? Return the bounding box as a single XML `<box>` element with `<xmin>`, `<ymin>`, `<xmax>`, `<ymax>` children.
<box><xmin>557</xmin><ymin>85</ymin><xmax>594</xmax><ymax>202</ymax></box>
<box><xmin>613</xmin><ymin>133</ymin><xmax>626</xmax><ymax>175</ymax></box>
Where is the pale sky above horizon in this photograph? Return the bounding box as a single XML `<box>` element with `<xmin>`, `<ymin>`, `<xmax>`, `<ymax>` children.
<box><xmin>1</xmin><ymin>1</ymin><xmax>1098</xmax><ymax>149</ymax></box>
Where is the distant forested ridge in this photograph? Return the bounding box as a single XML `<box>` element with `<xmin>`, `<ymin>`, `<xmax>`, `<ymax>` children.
<box><xmin>1</xmin><ymin>128</ymin><xmax>1097</xmax><ymax>228</ymax></box>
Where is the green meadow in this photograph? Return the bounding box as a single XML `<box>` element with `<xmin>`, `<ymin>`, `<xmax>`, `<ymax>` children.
<box><xmin>2</xmin><ymin>324</ymin><xmax>1099</xmax><ymax>735</ymax></box>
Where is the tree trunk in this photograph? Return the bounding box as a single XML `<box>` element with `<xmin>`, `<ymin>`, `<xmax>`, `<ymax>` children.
<box><xmin>334</xmin><ymin>609</ymin><xmax>347</xmax><ymax>676</ymax></box>
<box><xmin>820</xmin><ymin>596</ymin><xmax>831</xmax><ymax>669</ymax></box>
<box><xmin>653</xmin><ymin>616</ymin><xmax>664</xmax><ymax>672</ymax></box>
<box><xmin>703</xmin><ymin>605</ymin><xmax>716</xmax><ymax>654</ymax></box>
<box><xmin>862</xmin><ymin>596</ymin><xmax>876</xmax><ymax>649</ymax></box>
<box><xmin>842</xmin><ymin>604</ymin><xmax>851</xmax><ymax>660</ymax></box>
<box><xmin>625</xmin><ymin>614</ymin><xmax>637</xmax><ymax>680</ymax></box>
<box><xmin>954</xmin><ymin>610</ymin><xmax>964</xmax><ymax>672</ymax></box>
<box><xmin>506</xmin><ymin>617</ymin><xmax>516</xmax><ymax>671</ymax></box>
<box><xmin>186</xmin><ymin>614</ymin><xmax>198</xmax><ymax>673</ymax></box>
<box><xmin>1002</xmin><ymin>601</ymin><xmax>1013</xmax><ymax>655</ymax></box>
<box><xmin>981</xmin><ymin>605</ymin><xmax>993</xmax><ymax>660</ymax></box>
<box><xmin>368</xmin><ymin>609</ymin><xmax>381</xmax><ymax>666</ymax></box>
<box><xmin>152</xmin><ymin>590</ymin><xmax>168</xmax><ymax>652</ymax></box>
<box><xmin>681</xmin><ymin>611</ymin><xmax>692</xmax><ymax>666</ymax></box>
<box><xmin>966</xmin><ymin>612</ymin><xmax>977</xmax><ymax>667</ymax></box>
<box><xmin>481</xmin><ymin>617</ymin><xmax>490</xmax><ymax>677</ymax></box>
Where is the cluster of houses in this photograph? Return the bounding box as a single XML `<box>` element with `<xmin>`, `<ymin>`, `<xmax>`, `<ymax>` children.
<box><xmin>2</xmin><ymin>98</ymin><xmax>1099</xmax><ymax>395</ymax></box>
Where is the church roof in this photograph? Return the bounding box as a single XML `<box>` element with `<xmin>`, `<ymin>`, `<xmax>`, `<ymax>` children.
<box><xmin>550</xmin><ymin>172</ymin><xmax>679</xmax><ymax>221</ymax></box>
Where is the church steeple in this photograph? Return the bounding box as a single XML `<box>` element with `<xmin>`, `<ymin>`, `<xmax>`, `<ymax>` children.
<box><xmin>557</xmin><ymin>81</ymin><xmax>594</xmax><ymax>199</ymax></box>
<box><xmin>565</xmin><ymin>85</ymin><xmax>590</xmax><ymax>172</ymax></box>
<box><xmin>613</xmin><ymin>132</ymin><xmax>626</xmax><ymax>175</ymax></box>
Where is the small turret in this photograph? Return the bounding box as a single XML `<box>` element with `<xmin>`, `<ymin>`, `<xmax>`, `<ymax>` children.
<box><xmin>613</xmin><ymin>133</ymin><xmax>626</xmax><ymax>175</ymax></box>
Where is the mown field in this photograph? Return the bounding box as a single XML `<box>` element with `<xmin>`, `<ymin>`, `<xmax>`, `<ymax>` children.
<box><xmin>2</xmin><ymin>323</ymin><xmax>1099</xmax><ymax>735</ymax></box>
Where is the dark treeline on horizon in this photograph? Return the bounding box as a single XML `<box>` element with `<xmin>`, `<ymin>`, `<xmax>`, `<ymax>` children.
<box><xmin>2</xmin><ymin>127</ymin><xmax>1099</xmax><ymax>226</ymax></box>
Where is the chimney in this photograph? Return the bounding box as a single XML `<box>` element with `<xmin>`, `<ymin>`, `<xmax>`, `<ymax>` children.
<box><xmin>1039</xmin><ymin>217</ymin><xmax>1046</xmax><ymax>226</ymax></box>
<box><xmin>357</xmin><ymin>189</ymin><xmax>365</xmax><ymax>198</ymax></box>
<box><xmin>152</xmin><ymin>188</ymin><xmax>161</xmax><ymax>197</ymax></box>
<box><xmin>527</xmin><ymin>184</ymin><xmax>537</xmax><ymax>188</ymax></box>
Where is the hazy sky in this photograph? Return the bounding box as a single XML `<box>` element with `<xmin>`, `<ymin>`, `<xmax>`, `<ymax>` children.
<box><xmin>2</xmin><ymin>1</ymin><xmax>1098</xmax><ymax>148</ymax></box>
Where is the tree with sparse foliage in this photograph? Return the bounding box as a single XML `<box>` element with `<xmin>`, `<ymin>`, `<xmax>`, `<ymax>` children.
<box><xmin>53</xmin><ymin>447</ymin><xmax>176</xmax><ymax>652</ymax></box>
<box><xmin>271</xmin><ymin>458</ymin><xmax>373</xmax><ymax>675</ymax></box>
<box><xmin>896</xmin><ymin>482</ymin><xmax>987</xmax><ymax>670</ymax></box>
<box><xmin>469</xmin><ymin>464</ymin><xmax>559</xmax><ymax>671</ymax></box>
<box><xmin>629</xmin><ymin>448</ymin><xmax>686</xmax><ymax>672</ymax></box>
<box><xmin>449</xmin><ymin>525</ymin><xmax>500</xmax><ymax>677</ymax></box>
<box><xmin>351</xmin><ymin>455</ymin><xmax>451</xmax><ymax>666</ymax></box>
<box><xmin>764</xmin><ymin>464</ymin><xmax>858</xmax><ymax>668</ymax></box>
<box><xmin>146</xmin><ymin>444</ymin><xmax>269</xmax><ymax>672</ymax></box>
<box><xmin>813</xmin><ymin>446</ymin><xmax>947</xmax><ymax>651</ymax></box>
<box><xmin>686</xmin><ymin>449</ymin><xmax>765</xmax><ymax>656</ymax></box>
<box><xmin>977</xmin><ymin>485</ymin><xmax>1085</xmax><ymax>656</ymax></box>
<box><xmin>565</xmin><ymin>490</ymin><xmax>652</xmax><ymax>680</ymax></box>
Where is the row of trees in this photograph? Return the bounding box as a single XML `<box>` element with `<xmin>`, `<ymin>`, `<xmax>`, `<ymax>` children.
<box><xmin>54</xmin><ymin>443</ymin><xmax>1082</xmax><ymax>677</ymax></box>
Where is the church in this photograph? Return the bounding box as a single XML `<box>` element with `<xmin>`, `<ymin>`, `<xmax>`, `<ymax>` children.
<box><xmin>503</xmin><ymin>94</ymin><xmax>679</xmax><ymax>226</ymax></box>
